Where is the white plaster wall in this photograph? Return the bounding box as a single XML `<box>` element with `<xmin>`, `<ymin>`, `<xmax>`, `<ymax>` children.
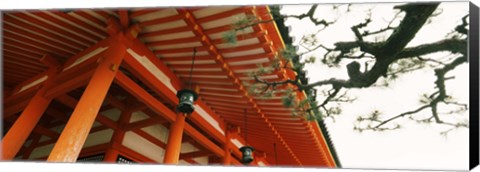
<box><xmin>122</xmin><ymin>124</ymin><xmax>209</xmax><ymax>165</ymax></box>
<box><xmin>193</xmin><ymin>156</ymin><xmax>209</xmax><ymax>165</ymax></box>
<box><xmin>101</xmin><ymin>108</ymin><xmax>121</xmax><ymax>121</ymax></box>
<box><xmin>141</xmin><ymin>124</ymin><xmax>169</xmax><ymax>143</ymax></box>
<box><xmin>178</xmin><ymin>159</ymin><xmax>190</xmax><ymax>165</ymax></box>
<box><xmin>38</xmin><ymin>135</ymin><xmax>50</xmax><ymax>143</ymax></box>
<box><xmin>29</xmin><ymin>143</ymin><xmax>55</xmax><ymax>160</ymax></box>
<box><xmin>82</xmin><ymin>129</ymin><xmax>113</xmax><ymax>148</ymax></box>
<box><xmin>92</xmin><ymin>121</ymin><xmax>102</xmax><ymax>128</ymax></box>
<box><xmin>129</xmin><ymin>111</ymin><xmax>149</xmax><ymax>123</ymax></box>
<box><xmin>122</xmin><ymin>131</ymin><xmax>165</xmax><ymax>163</ymax></box>
<box><xmin>28</xmin><ymin>128</ymin><xmax>113</xmax><ymax>160</ymax></box>
<box><xmin>180</xmin><ymin>142</ymin><xmax>196</xmax><ymax>153</ymax></box>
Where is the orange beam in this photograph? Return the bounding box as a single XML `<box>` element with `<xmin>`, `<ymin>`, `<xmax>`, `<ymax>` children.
<box><xmin>178</xmin><ymin>8</ymin><xmax>303</xmax><ymax>165</ymax></box>
<box><xmin>3</xmin><ymin>34</ymin><xmax>73</xmax><ymax>57</ymax></box>
<box><xmin>8</xmin><ymin>12</ymin><xmax>92</xmax><ymax>46</ymax></box>
<box><xmin>47</xmin><ymin>35</ymin><xmax>128</xmax><ymax>162</ymax></box>
<box><xmin>130</xmin><ymin>9</ymin><xmax>157</xmax><ymax>18</ymax></box>
<box><xmin>102</xmin><ymin>148</ymin><xmax>120</xmax><ymax>163</ymax></box>
<box><xmin>26</xmin><ymin>125</ymin><xmax>111</xmax><ymax>157</ymax></box>
<box><xmin>40</xmin><ymin>54</ymin><xmax>61</xmax><ymax>68</ymax></box>
<box><xmin>218</xmin><ymin>42</ymin><xmax>271</xmax><ymax>54</ymax></box>
<box><xmin>54</xmin><ymin>94</ymin><xmax>120</xmax><ymax>130</ymax></box>
<box><xmin>210</xmin><ymin>30</ymin><xmax>267</xmax><ymax>44</ymax></box>
<box><xmin>3</xmin><ymin>14</ymin><xmax>85</xmax><ymax>49</ymax></box>
<box><xmin>114</xmin><ymin>71</ymin><xmax>225</xmax><ymax>158</ymax></box>
<box><xmin>126</xmin><ymin>41</ymin><xmax>229</xmax><ymax>145</ymax></box>
<box><xmin>264</xmin><ymin>6</ymin><xmax>334</xmax><ymax>166</ymax></box>
<box><xmin>105</xmin><ymin>105</ymin><xmax>133</xmax><ymax>164</ymax></box>
<box><xmin>3</xmin><ymin>98</ymin><xmax>31</xmax><ymax>119</ymax></box>
<box><xmin>71</xmin><ymin>10</ymin><xmax>107</xmax><ymax>29</ymax></box>
<box><xmin>33</xmin><ymin>125</ymin><xmax>60</xmax><ymax>139</ymax></box>
<box><xmin>139</xmin><ymin>14</ymin><xmax>183</xmax><ymax>27</ymax></box>
<box><xmin>179</xmin><ymin>150</ymin><xmax>212</xmax><ymax>160</ymax></box>
<box><xmin>147</xmin><ymin>37</ymin><xmax>200</xmax><ymax>47</ymax></box>
<box><xmin>111</xmin><ymin>141</ymin><xmax>156</xmax><ymax>163</ymax></box>
<box><xmin>1</xmin><ymin>68</ymin><xmax>57</xmax><ymax>160</ymax></box>
<box><xmin>195</xmin><ymin>7</ymin><xmax>253</xmax><ymax>24</ymax></box>
<box><xmin>139</xmin><ymin>26</ymin><xmax>191</xmax><ymax>39</ymax></box>
<box><xmin>3</xmin><ymin>23</ymin><xmax>78</xmax><ymax>53</ymax></box>
<box><xmin>77</xmin><ymin>143</ymin><xmax>110</xmax><ymax>160</ymax></box>
<box><xmin>132</xmin><ymin>129</ymin><xmax>167</xmax><ymax>151</ymax></box>
<box><xmin>118</xmin><ymin>10</ymin><xmax>129</xmax><ymax>29</ymax></box>
<box><xmin>222</xmin><ymin>127</ymin><xmax>233</xmax><ymax>165</ymax></box>
<box><xmin>21</xmin><ymin>134</ymin><xmax>41</xmax><ymax>159</ymax></box>
<box><xmin>32</xmin><ymin>11</ymin><xmax>101</xmax><ymax>41</ymax></box>
<box><xmin>48</xmin><ymin>10</ymin><xmax>106</xmax><ymax>37</ymax></box>
<box><xmin>44</xmin><ymin>68</ymin><xmax>95</xmax><ymax>99</ymax></box>
<box><xmin>124</xmin><ymin>116</ymin><xmax>168</xmax><ymax>131</ymax></box>
<box><xmin>3</xmin><ymin>85</ymin><xmax>40</xmax><ymax>111</ymax></box>
<box><xmin>105</xmin><ymin>94</ymin><xmax>127</xmax><ymax>111</ymax></box>
<box><xmin>114</xmin><ymin>72</ymin><xmax>177</xmax><ymax>122</ymax></box>
<box><xmin>183</xmin><ymin>157</ymin><xmax>200</xmax><ymax>165</ymax></box>
<box><xmin>7</xmin><ymin>71</ymin><xmax>47</xmax><ymax>99</ymax></box>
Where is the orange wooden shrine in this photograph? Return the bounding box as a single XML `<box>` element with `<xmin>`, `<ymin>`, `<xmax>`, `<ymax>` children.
<box><xmin>1</xmin><ymin>6</ymin><xmax>340</xmax><ymax>167</ymax></box>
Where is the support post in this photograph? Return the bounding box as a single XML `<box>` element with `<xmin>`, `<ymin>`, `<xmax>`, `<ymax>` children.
<box><xmin>222</xmin><ymin>126</ymin><xmax>232</xmax><ymax>165</ymax></box>
<box><xmin>1</xmin><ymin>64</ymin><xmax>57</xmax><ymax>160</ymax></box>
<box><xmin>104</xmin><ymin>108</ymin><xmax>133</xmax><ymax>163</ymax></box>
<box><xmin>163</xmin><ymin>113</ymin><xmax>187</xmax><ymax>164</ymax></box>
<box><xmin>47</xmin><ymin>36</ymin><xmax>127</xmax><ymax>162</ymax></box>
<box><xmin>103</xmin><ymin>148</ymin><xmax>120</xmax><ymax>162</ymax></box>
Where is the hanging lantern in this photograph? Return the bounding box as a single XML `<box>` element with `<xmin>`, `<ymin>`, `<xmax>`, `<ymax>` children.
<box><xmin>176</xmin><ymin>89</ymin><xmax>198</xmax><ymax>114</ymax></box>
<box><xmin>176</xmin><ymin>47</ymin><xmax>198</xmax><ymax>114</ymax></box>
<box><xmin>239</xmin><ymin>146</ymin><xmax>255</xmax><ymax>164</ymax></box>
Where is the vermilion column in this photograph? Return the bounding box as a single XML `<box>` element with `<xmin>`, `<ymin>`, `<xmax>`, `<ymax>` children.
<box><xmin>47</xmin><ymin>36</ymin><xmax>128</xmax><ymax>162</ymax></box>
<box><xmin>222</xmin><ymin>128</ymin><xmax>232</xmax><ymax>165</ymax></box>
<box><xmin>103</xmin><ymin>148</ymin><xmax>120</xmax><ymax>162</ymax></box>
<box><xmin>163</xmin><ymin>113</ymin><xmax>187</xmax><ymax>164</ymax></box>
<box><xmin>1</xmin><ymin>69</ymin><xmax>57</xmax><ymax>160</ymax></box>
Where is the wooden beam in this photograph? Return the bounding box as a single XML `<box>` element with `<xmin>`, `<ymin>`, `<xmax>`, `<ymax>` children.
<box><xmin>1</xmin><ymin>68</ymin><xmax>57</xmax><ymax>160</ymax></box>
<box><xmin>47</xmin><ymin>35</ymin><xmax>128</xmax><ymax>162</ymax></box>
<box><xmin>132</xmin><ymin>129</ymin><xmax>166</xmax><ymax>149</ymax></box>
<box><xmin>179</xmin><ymin>149</ymin><xmax>212</xmax><ymax>159</ymax></box>
<box><xmin>126</xmin><ymin>40</ymin><xmax>228</xmax><ymax>146</ymax></box>
<box><xmin>124</xmin><ymin>116</ymin><xmax>168</xmax><ymax>131</ymax></box>
<box><xmin>54</xmin><ymin>94</ymin><xmax>120</xmax><ymax>130</ymax></box>
<box><xmin>21</xmin><ymin>134</ymin><xmax>41</xmax><ymax>159</ymax></box>
<box><xmin>111</xmin><ymin>142</ymin><xmax>156</xmax><ymax>163</ymax></box>
<box><xmin>114</xmin><ymin>71</ymin><xmax>225</xmax><ymax>158</ymax></box>
<box><xmin>39</xmin><ymin>54</ymin><xmax>61</xmax><ymax>68</ymax></box>
<box><xmin>105</xmin><ymin>94</ymin><xmax>127</xmax><ymax>111</ymax></box>
<box><xmin>118</xmin><ymin>10</ymin><xmax>129</xmax><ymax>29</ymax></box>
<box><xmin>104</xmin><ymin>106</ymin><xmax>133</xmax><ymax>163</ymax></box>
<box><xmin>33</xmin><ymin>125</ymin><xmax>60</xmax><ymax>139</ymax></box>
<box><xmin>180</xmin><ymin>8</ymin><xmax>303</xmax><ymax>165</ymax></box>
<box><xmin>44</xmin><ymin>68</ymin><xmax>95</xmax><ymax>99</ymax></box>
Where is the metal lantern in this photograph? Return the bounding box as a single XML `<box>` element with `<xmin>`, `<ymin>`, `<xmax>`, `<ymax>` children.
<box><xmin>239</xmin><ymin>145</ymin><xmax>255</xmax><ymax>164</ymax></box>
<box><xmin>176</xmin><ymin>89</ymin><xmax>198</xmax><ymax>114</ymax></box>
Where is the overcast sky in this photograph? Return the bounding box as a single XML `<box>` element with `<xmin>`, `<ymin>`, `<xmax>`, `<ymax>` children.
<box><xmin>281</xmin><ymin>2</ymin><xmax>470</xmax><ymax>170</ymax></box>
<box><xmin>0</xmin><ymin>1</ymin><xmax>476</xmax><ymax>172</ymax></box>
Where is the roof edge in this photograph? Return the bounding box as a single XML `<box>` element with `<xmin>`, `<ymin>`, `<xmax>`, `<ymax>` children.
<box><xmin>268</xmin><ymin>5</ymin><xmax>342</xmax><ymax>168</ymax></box>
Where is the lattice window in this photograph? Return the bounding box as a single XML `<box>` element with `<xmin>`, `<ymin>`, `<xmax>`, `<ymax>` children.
<box><xmin>77</xmin><ymin>154</ymin><xmax>104</xmax><ymax>162</ymax></box>
<box><xmin>116</xmin><ymin>155</ymin><xmax>135</xmax><ymax>164</ymax></box>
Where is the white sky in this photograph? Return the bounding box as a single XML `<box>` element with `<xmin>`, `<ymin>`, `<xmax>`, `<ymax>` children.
<box><xmin>281</xmin><ymin>2</ymin><xmax>470</xmax><ymax>170</ymax></box>
<box><xmin>0</xmin><ymin>1</ymin><xmax>477</xmax><ymax>172</ymax></box>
